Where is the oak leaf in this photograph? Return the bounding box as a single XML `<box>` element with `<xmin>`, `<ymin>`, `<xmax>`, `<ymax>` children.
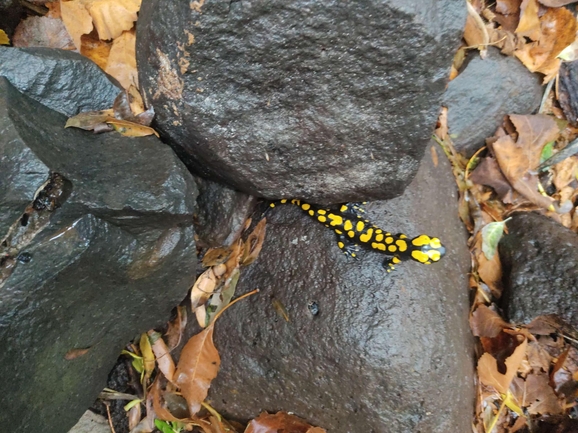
<box><xmin>478</xmin><ymin>338</ymin><xmax>528</xmax><ymax>394</ymax></box>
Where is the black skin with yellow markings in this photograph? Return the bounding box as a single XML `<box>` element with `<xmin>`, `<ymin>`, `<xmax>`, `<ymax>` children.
<box><xmin>269</xmin><ymin>199</ymin><xmax>446</xmax><ymax>272</ymax></box>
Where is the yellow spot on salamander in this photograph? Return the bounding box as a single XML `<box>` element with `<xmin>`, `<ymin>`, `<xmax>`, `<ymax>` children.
<box><xmin>375</xmin><ymin>229</ymin><xmax>382</xmax><ymax>234</ymax></box>
<box><xmin>308</xmin><ymin>210</ymin><xmax>315</xmax><ymax>216</ymax></box>
<box><xmin>411</xmin><ymin>250</ymin><xmax>430</xmax><ymax>263</ymax></box>
<box><xmin>318</xmin><ymin>215</ymin><xmax>327</xmax><ymax>223</ymax></box>
<box><xmin>375</xmin><ymin>233</ymin><xmax>384</xmax><ymax>242</ymax></box>
<box><xmin>359</xmin><ymin>228</ymin><xmax>373</xmax><ymax>243</ymax></box>
<box><xmin>399</xmin><ymin>234</ymin><xmax>407</xmax><ymax>239</ymax></box>
<box><xmin>318</xmin><ymin>209</ymin><xmax>327</xmax><ymax>215</ymax></box>
<box><xmin>356</xmin><ymin>221</ymin><xmax>365</xmax><ymax>232</ymax></box>
<box><xmin>428</xmin><ymin>251</ymin><xmax>442</xmax><ymax>262</ymax></box>
<box><xmin>385</xmin><ymin>237</ymin><xmax>394</xmax><ymax>244</ymax></box>
<box><xmin>344</xmin><ymin>220</ymin><xmax>353</xmax><ymax>231</ymax></box>
<box><xmin>281</xmin><ymin>199</ymin><xmax>288</xmax><ymax>203</ymax></box>
<box><xmin>301</xmin><ymin>203</ymin><xmax>310</xmax><ymax>211</ymax></box>
<box><xmin>388</xmin><ymin>245</ymin><xmax>397</xmax><ymax>253</ymax></box>
<box><xmin>392</xmin><ymin>257</ymin><xmax>401</xmax><ymax>264</ymax></box>
<box><xmin>328</xmin><ymin>214</ymin><xmax>343</xmax><ymax>226</ymax></box>
<box><xmin>338</xmin><ymin>241</ymin><xmax>345</xmax><ymax>249</ymax></box>
<box><xmin>430</xmin><ymin>237</ymin><xmax>442</xmax><ymax>249</ymax></box>
<box><xmin>351</xmin><ymin>253</ymin><xmax>356</xmax><ymax>257</ymax></box>
<box><xmin>348</xmin><ymin>231</ymin><xmax>355</xmax><ymax>238</ymax></box>
<box><xmin>412</xmin><ymin>235</ymin><xmax>431</xmax><ymax>247</ymax></box>
<box><xmin>371</xmin><ymin>242</ymin><xmax>385</xmax><ymax>251</ymax></box>
<box><xmin>291</xmin><ymin>199</ymin><xmax>301</xmax><ymax>205</ymax></box>
<box><xmin>335</xmin><ymin>229</ymin><xmax>343</xmax><ymax>235</ymax></box>
<box><xmin>340</xmin><ymin>205</ymin><xmax>348</xmax><ymax>212</ymax></box>
<box><xmin>395</xmin><ymin>239</ymin><xmax>407</xmax><ymax>252</ymax></box>
<box><xmin>270</xmin><ymin>203</ymin><xmax>275</xmax><ymax>208</ymax></box>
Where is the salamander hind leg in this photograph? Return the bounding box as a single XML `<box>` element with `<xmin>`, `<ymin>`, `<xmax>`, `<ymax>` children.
<box><xmin>336</xmin><ymin>234</ymin><xmax>361</xmax><ymax>259</ymax></box>
<box><xmin>382</xmin><ymin>255</ymin><xmax>404</xmax><ymax>273</ymax></box>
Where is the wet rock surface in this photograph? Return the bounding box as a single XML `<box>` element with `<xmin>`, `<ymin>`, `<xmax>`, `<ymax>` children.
<box><xmin>443</xmin><ymin>47</ymin><xmax>543</xmax><ymax>156</ymax></box>
<box><xmin>194</xmin><ymin>178</ymin><xmax>257</xmax><ymax>248</ymax></box>
<box><xmin>206</xmin><ymin>144</ymin><xmax>474</xmax><ymax>432</ymax></box>
<box><xmin>0</xmin><ymin>47</ymin><xmax>121</xmax><ymax>116</ymax></box>
<box><xmin>500</xmin><ymin>212</ymin><xmax>578</xmax><ymax>329</ymax></box>
<box><xmin>0</xmin><ymin>78</ymin><xmax>198</xmax><ymax>433</ymax></box>
<box><xmin>137</xmin><ymin>0</ymin><xmax>466</xmax><ymax>203</ymax></box>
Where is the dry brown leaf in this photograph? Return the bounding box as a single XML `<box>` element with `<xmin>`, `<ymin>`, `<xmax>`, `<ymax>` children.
<box><xmin>469</xmin><ymin>157</ymin><xmax>514</xmax><ymax>203</ymax></box>
<box><xmin>522</xmin><ymin>373</ymin><xmax>564</xmax><ymax>414</ymax></box>
<box><xmin>242</xmin><ymin>218</ymin><xmax>267</xmax><ymax>266</ymax></box>
<box><xmin>166</xmin><ymin>305</ymin><xmax>187</xmax><ymax>351</ymax></box>
<box><xmin>86</xmin><ymin>0</ymin><xmax>140</xmax><ymax>40</ymax></box>
<box><xmin>80</xmin><ymin>30</ymin><xmax>111</xmax><ymax>70</ymax></box>
<box><xmin>61</xmin><ymin>0</ymin><xmax>93</xmax><ymax>50</ymax></box>
<box><xmin>65</xmin><ymin>109</ymin><xmax>115</xmax><ymax>130</ymax></box>
<box><xmin>202</xmin><ymin>246</ymin><xmax>234</xmax><ymax>267</ymax></box>
<box><xmin>478</xmin><ymin>338</ymin><xmax>528</xmax><ymax>394</ymax></box>
<box><xmin>190</xmin><ymin>268</ymin><xmax>218</xmax><ymax>310</ymax></box>
<box><xmin>107</xmin><ymin>118</ymin><xmax>159</xmax><ymax>137</ymax></box>
<box><xmin>515</xmin><ymin>6</ymin><xmax>577</xmax><ymax>82</ymax></box>
<box><xmin>465</xmin><ymin>2</ymin><xmax>489</xmax><ymax>56</ymax></box>
<box><xmin>174</xmin><ymin>325</ymin><xmax>220</xmax><ymax>416</ymax></box>
<box><xmin>474</xmin><ymin>232</ymin><xmax>503</xmax><ymax>297</ymax></box>
<box><xmin>148</xmin><ymin>330</ymin><xmax>176</xmax><ymax>383</ymax></box>
<box><xmin>105</xmin><ymin>29</ymin><xmax>137</xmax><ymax>89</ymax></box>
<box><xmin>151</xmin><ymin>375</ymin><xmax>189</xmax><ymax>422</ymax></box>
<box><xmin>493</xmin><ymin>114</ymin><xmax>560</xmax><ymax>209</ymax></box>
<box><xmin>12</xmin><ymin>16</ymin><xmax>74</xmax><ymax>49</ymax></box>
<box><xmin>470</xmin><ymin>305</ymin><xmax>511</xmax><ymax>338</ymax></box>
<box><xmin>516</xmin><ymin>0</ymin><xmax>541</xmax><ymax>40</ymax></box>
<box><xmin>244</xmin><ymin>412</ymin><xmax>326</xmax><ymax>433</ymax></box>
<box><xmin>64</xmin><ymin>347</ymin><xmax>90</xmax><ymax>360</ymax></box>
<box><xmin>497</xmin><ymin>0</ymin><xmax>522</xmax><ymax>14</ymax></box>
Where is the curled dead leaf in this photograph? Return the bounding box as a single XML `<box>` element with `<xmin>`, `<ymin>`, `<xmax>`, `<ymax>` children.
<box><xmin>478</xmin><ymin>338</ymin><xmax>528</xmax><ymax>394</ymax></box>
<box><xmin>470</xmin><ymin>305</ymin><xmax>511</xmax><ymax>338</ymax></box>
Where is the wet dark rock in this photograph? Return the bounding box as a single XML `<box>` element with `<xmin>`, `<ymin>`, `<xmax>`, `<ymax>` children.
<box><xmin>137</xmin><ymin>0</ymin><xmax>466</xmax><ymax>203</ymax></box>
<box><xmin>0</xmin><ymin>47</ymin><xmax>121</xmax><ymax>116</ymax></box>
<box><xmin>194</xmin><ymin>178</ymin><xmax>257</xmax><ymax>248</ymax></box>
<box><xmin>558</xmin><ymin>60</ymin><xmax>578</xmax><ymax>126</ymax></box>
<box><xmin>443</xmin><ymin>47</ymin><xmax>543</xmax><ymax>156</ymax></box>
<box><xmin>206</xmin><ymin>144</ymin><xmax>474</xmax><ymax>431</ymax></box>
<box><xmin>0</xmin><ymin>78</ymin><xmax>198</xmax><ymax>433</ymax></box>
<box><xmin>500</xmin><ymin>212</ymin><xmax>578</xmax><ymax>329</ymax></box>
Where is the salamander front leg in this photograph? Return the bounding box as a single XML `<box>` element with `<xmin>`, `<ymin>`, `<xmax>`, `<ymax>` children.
<box><xmin>338</xmin><ymin>202</ymin><xmax>368</xmax><ymax>219</ymax></box>
<box><xmin>382</xmin><ymin>255</ymin><xmax>403</xmax><ymax>273</ymax></box>
<box><xmin>336</xmin><ymin>234</ymin><xmax>361</xmax><ymax>259</ymax></box>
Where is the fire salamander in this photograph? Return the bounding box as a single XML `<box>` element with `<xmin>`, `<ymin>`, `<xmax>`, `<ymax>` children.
<box><xmin>269</xmin><ymin>199</ymin><xmax>446</xmax><ymax>272</ymax></box>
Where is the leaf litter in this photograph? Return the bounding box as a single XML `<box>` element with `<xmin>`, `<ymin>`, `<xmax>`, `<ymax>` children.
<box><xmin>437</xmin><ymin>3</ymin><xmax>578</xmax><ymax>429</ymax></box>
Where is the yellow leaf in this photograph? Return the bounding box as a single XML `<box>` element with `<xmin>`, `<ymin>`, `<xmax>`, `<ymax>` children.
<box><xmin>61</xmin><ymin>0</ymin><xmax>93</xmax><ymax>50</ymax></box>
<box><xmin>0</xmin><ymin>29</ymin><xmax>10</xmax><ymax>45</ymax></box>
<box><xmin>140</xmin><ymin>332</ymin><xmax>155</xmax><ymax>378</ymax></box>
<box><xmin>85</xmin><ymin>0</ymin><xmax>141</xmax><ymax>40</ymax></box>
<box><xmin>105</xmin><ymin>29</ymin><xmax>137</xmax><ymax>89</ymax></box>
<box><xmin>107</xmin><ymin>119</ymin><xmax>159</xmax><ymax>137</ymax></box>
<box><xmin>516</xmin><ymin>0</ymin><xmax>541</xmax><ymax>41</ymax></box>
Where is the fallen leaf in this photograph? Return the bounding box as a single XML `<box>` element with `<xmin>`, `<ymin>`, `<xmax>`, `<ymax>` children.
<box><xmin>107</xmin><ymin>118</ymin><xmax>159</xmax><ymax>137</ymax></box>
<box><xmin>514</xmin><ymin>373</ymin><xmax>564</xmax><ymax>414</ymax></box>
<box><xmin>166</xmin><ymin>305</ymin><xmax>187</xmax><ymax>350</ymax></box>
<box><xmin>80</xmin><ymin>30</ymin><xmax>112</xmax><ymax>70</ymax></box>
<box><xmin>245</xmin><ymin>412</ymin><xmax>326</xmax><ymax>433</ymax></box>
<box><xmin>64</xmin><ymin>347</ymin><xmax>91</xmax><ymax>359</ymax></box>
<box><xmin>0</xmin><ymin>29</ymin><xmax>9</xmax><ymax>45</ymax></box>
<box><xmin>105</xmin><ymin>29</ymin><xmax>137</xmax><ymax>89</ymax></box>
<box><xmin>478</xmin><ymin>338</ymin><xmax>528</xmax><ymax>394</ymax></box>
<box><xmin>516</xmin><ymin>0</ymin><xmax>541</xmax><ymax>41</ymax></box>
<box><xmin>515</xmin><ymin>6</ymin><xmax>577</xmax><ymax>82</ymax></box>
<box><xmin>148</xmin><ymin>330</ymin><xmax>176</xmax><ymax>383</ymax></box>
<box><xmin>65</xmin><ymin>109</ymin><xmax>115</xmax><ymax>130</ymax></box>
<box><xmin>140</xmin><ymin>332</ymin><xmax>155</xmax><ymax>384</ymax></box>
<box><xmin>202</xmin><ymin>246</ymin><xmax>234</xmax><ymax>267</ymax></box>
<box><xmin>190</xmin><ymin>268</ymin><xmax>218</xmax><ymax>310</ymax></box>
<box><xmin>481</xmin><ymin>218</ymin><xmax>511</xmax><ymax>260</ymax></box>
<box><xmin>497</xmin><ymin>0</ymin><xmax>522</xmax><ymax>14</ymax></box>
<box><xmin>470</xmin><ymin>305</ymin><xmax>511</xmax><ymax>338</ymax></box>
<box><xmin>469</xmin><ymin>156</ymin><xmax>514</xmax><ymax>203</ymax></box>
<box><xmin>61</xmin><ymin>0</ymin><xmax>93</xmax><ymax>50</ymax></box>
<box><xmin>86</xmin><ymin>0</ymin><xmax>141</xmax><ymax>40</ymax></box>
<box><xmin>12</xmin><ymin>16</ymin><xmax>74</xmax><ymax>49</ymax></box>
<box><xmin>465</xmin><ymin>2</ymin><xmax>489</xmax><ymax>57</ymax></box>
<box><xmin>473</xmin><ymin>232</ymin><xmax>503</xmax><ymax>297</ymax></box>
<box><xmin>204</xmin><ymin>268</ymin><xmax>240</xmax><ymax>327</ymax></box>
<box><xmin>242</xmin><ymin>218</ymin><xmax>267</xmax><ymax>266</ymax></box>
<box><xmin>538</xmin><ymin>0</ymin><xmax>578</xmax><ymax>5</ymax></box>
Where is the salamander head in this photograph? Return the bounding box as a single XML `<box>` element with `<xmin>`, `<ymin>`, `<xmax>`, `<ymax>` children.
<box><xmin>409</xmin><ymin>235</ymin><xmax>446</xmax><ymax>264</ymax></box>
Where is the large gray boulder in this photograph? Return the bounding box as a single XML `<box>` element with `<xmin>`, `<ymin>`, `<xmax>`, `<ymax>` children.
<box><xmin>137</xmin><ymin>0</ymin><xmax>466</xmax><ymax>203</ymax></box>
<box><xmin>0</xmin><ymin>47</ymin><xmax>121</xmax><ymax>116</ymax></box>
<box><xmin>205</xmin><ymin>144</ymin><xmax>474</xmax><ymax>432</ymax></box>
<box><xmin>0</xmin><ymin>78</ymin><xmax>198</xmax><ymax>433</ymax></box>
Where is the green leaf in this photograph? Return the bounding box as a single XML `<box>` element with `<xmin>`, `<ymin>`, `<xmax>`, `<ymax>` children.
<box><xmin>123</xmin><ymin>398</ymin><xmax>142</xmax><ymax>411</ymax></box>
<box><xmin>481</xmin><ymin>218</ymin><xmax>511</xmax><ymax>260</ymax></box>
<box><xmin>154</xmin><ymin>419</ymin><xmax>175</xmax><ymax>433</ymax></box>
<box><xmin>540</xmin><ymin>141</ymin><xmax>555</xmax><ymax>164</ymax></box>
